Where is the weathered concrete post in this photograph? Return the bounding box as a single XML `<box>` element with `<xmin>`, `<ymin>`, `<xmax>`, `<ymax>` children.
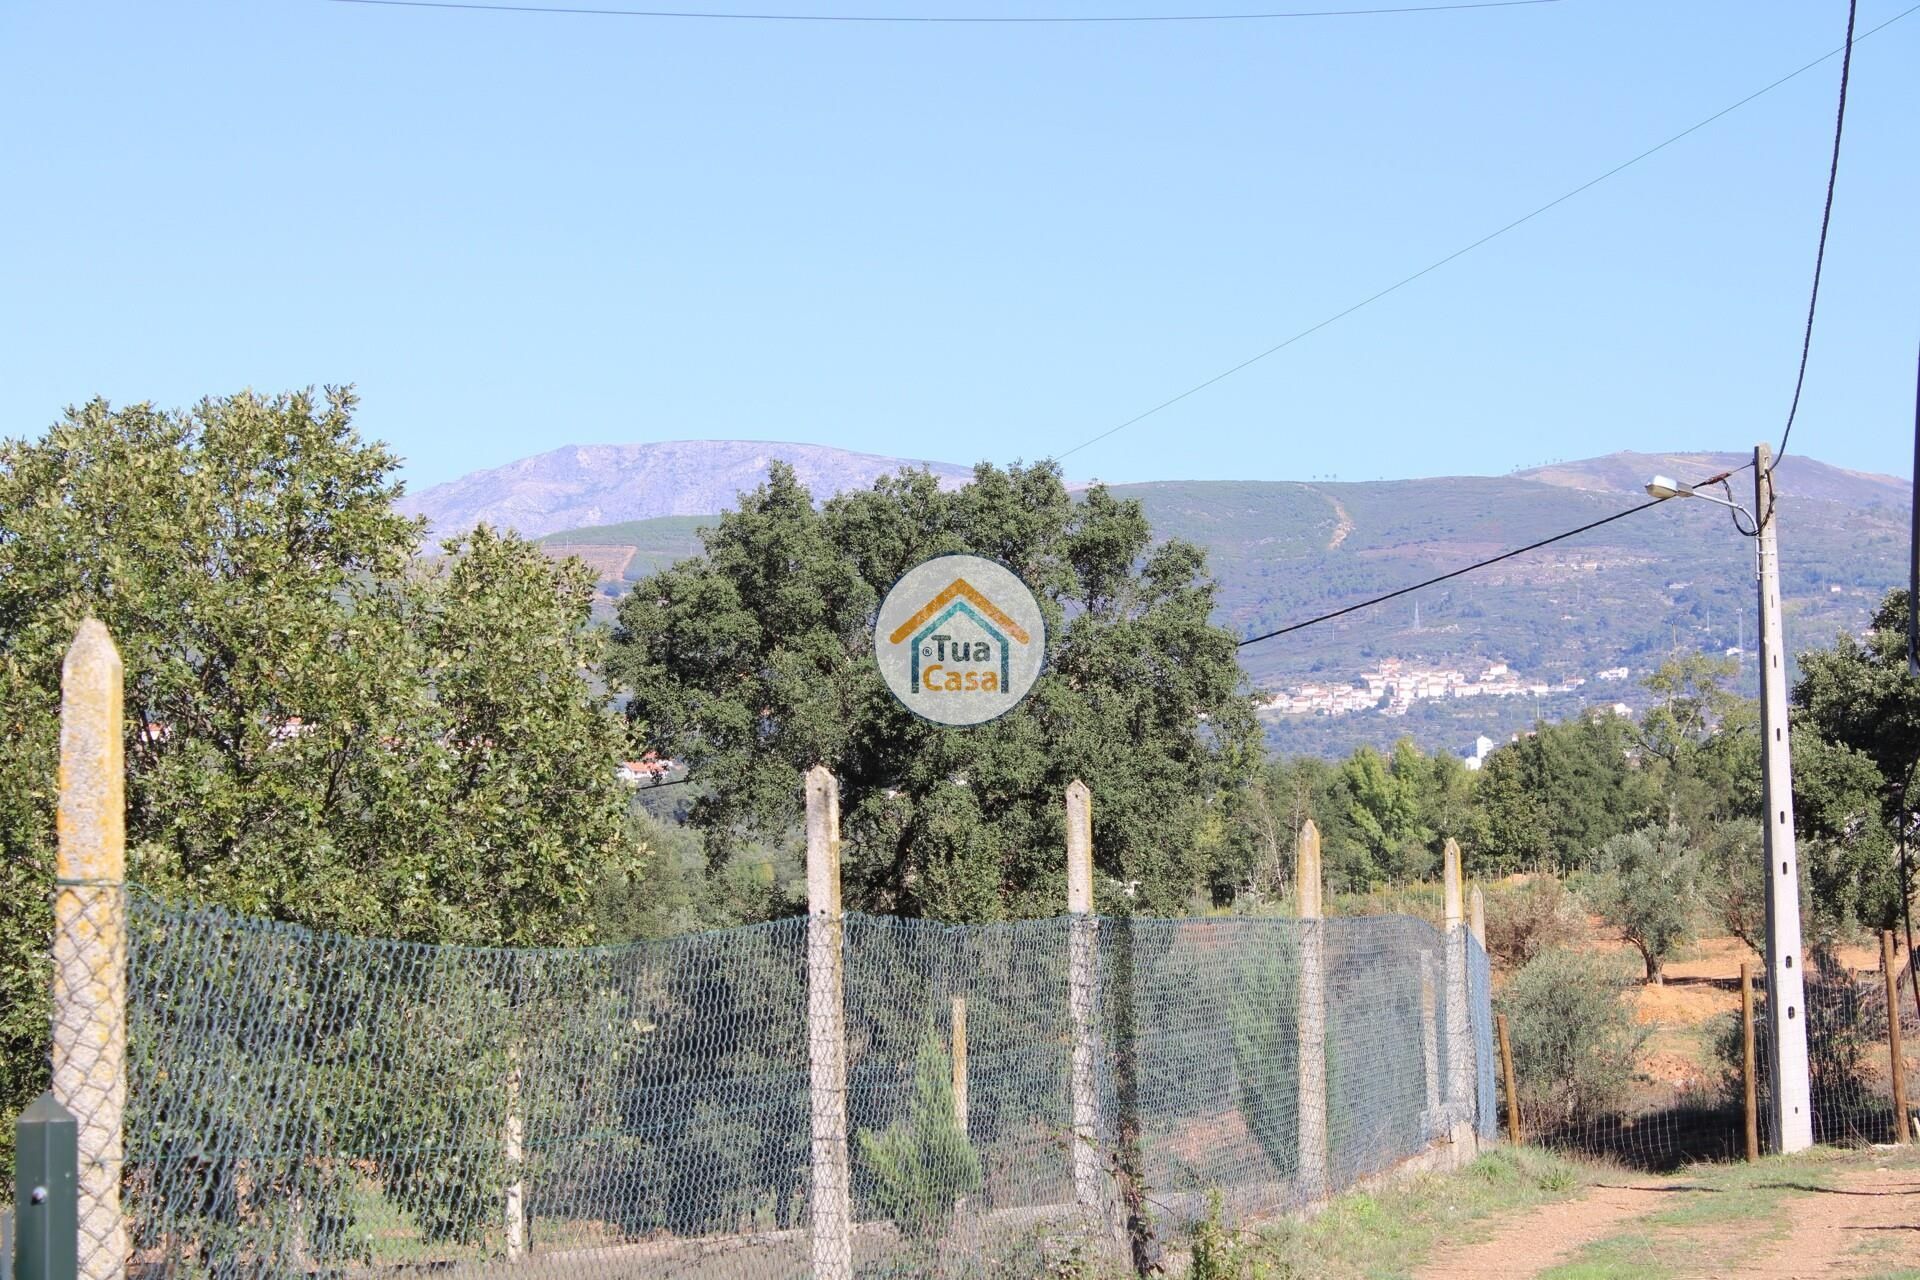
<box><xmin>805</xmin><ymin>766</ymin><xmax>852</xmax><ymax>1280</ymax></box>
<box><xmin>1468</xmin><ymin>886</ymin><xmax>1486</xmax><ymax>950</ymax></box>
<box><xmin>504</xmin><ymin>1052</ymin><xmax>525</xmax><ymax>1260</ymax></box>
<box><xmin>1295</xmin><ymin>819</ymin><xmax>1328</xmax><ymax>1202</ymax></box>
<box><xmin>1441</xmin><ymin>839</ymin><xmax>1474</xmax><ymax>1142</ymax></box>
<box><xmin>1419</xmin><ymin>955</ymin><xmax>1442</xmax><ymax>1129</ymax></box>
<box><xmin>53</xmin><ymin>619</ymin><xmax>128</xmax><ymax>1280</ymax></box>
<box><xmin>1066</xmin><ymin>779</ymin><xmax>1102</xmax><ymax>1213</ymax></box>
<box><xmin>1067</xmin><ymin>782</ymin><xmax>1113</xmax><ymax>1220</ymax></box>
<box><xmin>951</xmin><ymin>996</ymin><xmax>969</xmax><ymax>1136</ymax></box>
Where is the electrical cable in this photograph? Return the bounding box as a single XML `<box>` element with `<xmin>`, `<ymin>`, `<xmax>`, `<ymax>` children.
<box><xmin>1233</xmin><ymin>462</ymin><xmax>1753</xmax><ymax>649</ymax></box>
<box><xmin>330</xmin><ymin>0</ymin><xmax>1565</xmax><ymax>23</ymax></box>
<box><xmin>1053</xmin><ymin>2</ymin><xmax>1916</xmax><ymax>465</ymax></box>
<box><xmin>1773</xmin><ymin>0</ymin><xmax>1859</xmax><ymax>472</ymax></box>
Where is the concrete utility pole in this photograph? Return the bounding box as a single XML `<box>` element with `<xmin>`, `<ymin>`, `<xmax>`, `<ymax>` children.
<box><xmin>1755</xmin><ymin>444</ymin><xmax>1813</xmax><ymax>1153</ymax></box>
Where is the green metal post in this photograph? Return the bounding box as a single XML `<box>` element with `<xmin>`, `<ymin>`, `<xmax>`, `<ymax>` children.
<box><xmin>14</xmin><ymin>1093</ymin><xmax>78</xmax><ymax>1280</ymax></box>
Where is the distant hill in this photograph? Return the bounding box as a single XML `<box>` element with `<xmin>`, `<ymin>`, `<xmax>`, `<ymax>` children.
<box><xmin>1514</xmin><ymin>451</ymin><xmax>1909</xmax><ymax>508</ymax></box>
<box><xmin>402</xmin><ymin>441</ymin><xmax>974</xmax><ymax>540</ymax></box>
<box><xmin>538</xmin><ymin>515</ymin><xmax>714</xmax><ymax>584</ymax></box>
<box><xmin>510</xmin><ymin>447</ymin><xmax>1908</xmax><ymax>758</ymax></box>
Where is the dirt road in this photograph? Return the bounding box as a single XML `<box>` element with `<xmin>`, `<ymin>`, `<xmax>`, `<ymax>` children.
<box><xmin>1413</xmin><ymin>1155</ymin><xmax>1920</xmax><ymax>1279</ymax></box>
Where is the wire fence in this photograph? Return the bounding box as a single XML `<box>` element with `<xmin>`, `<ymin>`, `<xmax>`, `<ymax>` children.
<box><xmin>1509</xmin><ymin>955</ymin><xmax>1920</xmax><ymax>1172</ymax></box>
<box><xmin>83</xmin><ymin>888</ymin><xmax>1497</xmax><ymax>1280</ymax></box>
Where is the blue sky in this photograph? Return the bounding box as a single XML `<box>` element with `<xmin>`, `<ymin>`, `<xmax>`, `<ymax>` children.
<box><xmin>3</xmin><ymin>1</ymin><xmax>1915</xmax><ymax>493</ymax></box>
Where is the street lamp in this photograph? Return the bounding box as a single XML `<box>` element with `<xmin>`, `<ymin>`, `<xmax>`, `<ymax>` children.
<box><xmin>1645</xmin><ymin>472</ymin><xmax>1757</xmax><ymax>533</ymax></box>
<box><xmin>1648</xmin><ymin>446</ymin><xmax>1813</xmax><ymax>1154</ymax></box>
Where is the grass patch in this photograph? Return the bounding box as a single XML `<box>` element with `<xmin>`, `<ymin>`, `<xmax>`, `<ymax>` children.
<box><xmin>1187</xmin><ymin>1146</ymin><xmax>1596</xmax><ymax>1280</ymax></box>
<box><xmin>1535</xmin><ymin>1232</ymin><xmax>1671</xmax><ymax>1280</ymax></box>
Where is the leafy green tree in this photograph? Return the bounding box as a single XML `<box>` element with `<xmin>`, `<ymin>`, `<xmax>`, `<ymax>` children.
<box><xmin>1585</xmin><ymin>825</ymin><xmax>1701</xmax><ymax>985</ymax></box>
<box><xmin>0</xmin><ymin>390</ymin><xmax>636</xmax><ymax>1172</ymax></box>
<box><xmin>1789</xmin><ymin>733</ymin><xmax>1898</xmax><ymax>934</ymax></box>
<box><xmin>1792</xmin><ymin>589</ymin><xmax>1920</xmax><ymax>932</ymax></box>
<box><xmin>606</xmin><ymin>462</ymin><xmax>1258</xmax><ymax>920</ymax></box>
<box><xmin>1638</xmin><ymin>653</ymin><xmax>1757</xmax><ymax>828</ymax></box>
<box><xmin>1338</xmin><ymin>742</ymin><xmax>1432</xmax><ymax>884</ymax></box>
<box><xmin>1472</xmin><ymin>713</ymin><xmax>1657</xmax><ymax>873</ymax></box>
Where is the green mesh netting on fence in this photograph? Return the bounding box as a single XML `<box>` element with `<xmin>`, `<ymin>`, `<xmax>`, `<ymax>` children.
<box><xmin>117</xmin><ymin>891</ymin><xmax>1491</xmax><ymax>1279</ymax></box>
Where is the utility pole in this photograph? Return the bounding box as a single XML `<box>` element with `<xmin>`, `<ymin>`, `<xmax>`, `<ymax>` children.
<box><xmin>1755</xmin><ymin>443</ymin><xmax>1813</xmax><ymax>1152</ymax></box>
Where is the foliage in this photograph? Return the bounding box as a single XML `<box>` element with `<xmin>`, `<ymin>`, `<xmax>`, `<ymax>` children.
<box><xmin>1585</xmin><ymin>825</ymin><xmax>1702</xmax><ymax>984</ymax></box>
<box><xmin>0</xmin><ymin>391</ymin><xmax>635</xmax><ymax>1187</ymax></box>
<box><xmin>1698</xmin><ymin>820</ymin><xmax>1768</xmax><ymax>952</ymax></box>
<box><xmin>1472</xmin><ymin>713</ymin><xmax>1658</xmax><ymax>874</ymax></box>
<box><xmin>855</xmin><ymin>1029</ymin><xmax>982</xmax><ymax>1241</ymax></box>
<box><xmin>1637</xmin><ymin>653</ymin><xmax>1759</xmax><ymax>829</ymax></box>
<box><xmin>607</xmin><ymin>461</ymin><xmax>1259</xmax><ymax>919</ymax></box>
<box><xmin>1225</xmin><ymin>739</ymin><xmax>1484</xmax><ymax>896</ymax></box>
<box><xmin>1482</xmin><ymin>874</ymin><xmax>1587</xmax><ymax>970</ymax></box>
<box><xmin>1188</xmin><ymin>1190</ymin><xmax>1257</xmax><ymax>1280</ymax></box>
<box><xmin>1792</xmin><ymin>588</ymin><xmax>1920</xmax><ymax>932</ymax></box>
<box><xmin>1495</xmin><ymin>947</ymin><xmax>1645</xmax><ymax>1123</ymax></box>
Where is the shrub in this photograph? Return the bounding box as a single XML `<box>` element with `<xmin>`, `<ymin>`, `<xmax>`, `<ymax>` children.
<box><xmin>856</xmin><ymin>1030</ymin><xmax>982</xmax><ymax>1241</ymax></box>
<box><xmin>1495</xmin><ymin>947</ymin><xmax>1645</xmax><ymax>1126</ymax></box>
<box><xmin>1482</xmin><ymin>874</ymin><xmax>1586</xmax><ymax>971</ymax></box>
<box><xmin>1585</xmin><ymin>825</ymin><xmax>1702</xmax><ymax>984</ymax></box>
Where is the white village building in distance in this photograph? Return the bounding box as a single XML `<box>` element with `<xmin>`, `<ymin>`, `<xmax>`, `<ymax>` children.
<box><xmin>1261</xmin><ymin>658</ymin><xmax>1601</xmax><ymax>719</ymax></box>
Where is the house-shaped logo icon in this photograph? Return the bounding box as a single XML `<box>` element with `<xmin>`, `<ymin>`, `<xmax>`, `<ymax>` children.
<box><xmin>874</xmin><ymin>555</ymin><xmax>1046</xmax><ymax>726</ymax></box>
<box><xmin>886</xmin><ymin>578</ymin><xmax>1032</xmax><ymax>693</ymax></box>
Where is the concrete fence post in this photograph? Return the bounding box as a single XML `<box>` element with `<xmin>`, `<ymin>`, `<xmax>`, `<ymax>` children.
<box><xmin>1295</xmin><ymin>819</ymin><xmax>1328</xmax><ymax>1203</ymax></box>
<box><xmin>1441</xmin><ymin>839</ymin><xmax>1474</xmax><ymax>1143</ymax></box>
<box><xmin>503</xmin><ymin>1051</ymin><xmax>525</xmax><ymax>1260</ymax></box>
<box><xmin>1419</xmin><ymin>955</ymin><xmax>1441</xmax><ymax>1129</ymax></box>
<box><xmin>805</xmin><ymin>766</ymin><xmax>851</xmax><ymax>1280</ymax></box>
<box><xmin>1065</xmin><ymin>779</ymin><xmax>1102</xmax><ymax>1214</ymax></box>
<box><xmin>1468</xmin><ymin>886</ymin><xmax>1485</xmax><ymax>950</ymax></box>
<box><xmin>52</xmin><ymin>619</ymin><xmax>127</xmax><ymax>1280</ymax></box>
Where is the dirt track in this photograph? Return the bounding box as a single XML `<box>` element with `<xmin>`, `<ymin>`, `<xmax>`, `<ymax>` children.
<box><xmin>1412</xmin><ymin>1181</ymin><xmax>1679</xmax><ymax>1278</ymax></box>
<box><xmin>1414</xmin><ymin>1160</ymin><xmax>1920</xmax><ymax>1279</ymax></box>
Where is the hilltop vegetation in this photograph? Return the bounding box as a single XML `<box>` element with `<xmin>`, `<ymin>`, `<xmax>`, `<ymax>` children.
<box><xmin>535</xmin><ymin>454</ymin><xmax>1905</xmax><ymax>759</ymax></box>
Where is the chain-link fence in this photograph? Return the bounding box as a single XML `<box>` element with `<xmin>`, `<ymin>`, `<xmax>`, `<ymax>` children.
<box><xmin>1508</xmin><ymin>956</ymin><xmax>1919</xmax><ymax>1172</ymax></box>
<box><xmin>88</xmin><ymin>890</ymin><xmax>1494</xmax><ymax>1280</ymax></box>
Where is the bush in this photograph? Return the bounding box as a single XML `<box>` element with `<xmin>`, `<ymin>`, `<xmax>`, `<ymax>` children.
<box><xmin>1482</xmin><ymin>875</ymin><xmax>1586</xmax><ymax>971</ymax></box>
<box><xmin>856</xmin><ymin>1030</ymin><xmax>982</xmax><ymax>1241</ymax></box>
<box><xmin>1496</xmin><ymin>947</ymin><xmax>1645</xmax><ymax>1125</ymax></box>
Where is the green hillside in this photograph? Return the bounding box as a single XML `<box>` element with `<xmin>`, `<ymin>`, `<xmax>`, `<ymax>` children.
<box><xmin>534</xmin><ymin>469</ymin><xmax>1907</xmax><ymax>758</ymax></box>
<box><xmin>537</xmin><ymin>515</ymin><xmax>714</xmax><ymax>582</ymax></box>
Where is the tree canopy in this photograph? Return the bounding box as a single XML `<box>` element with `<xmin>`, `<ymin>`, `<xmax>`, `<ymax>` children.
<box><xmin>0</xmin><ymin>388</ymin><xmax>636</xmax><ymax>1159</ymax></box>
<box><xmin>606</xmin><ymin>461</ymin><xmax>1259</xmax><ymax>919</ymax></box>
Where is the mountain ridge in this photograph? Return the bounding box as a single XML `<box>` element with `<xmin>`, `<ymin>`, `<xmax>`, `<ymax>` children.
<box><xmin>401</xmin><ymin>440</ymin><xmax>975</xmax><ymax>539</ymax></box>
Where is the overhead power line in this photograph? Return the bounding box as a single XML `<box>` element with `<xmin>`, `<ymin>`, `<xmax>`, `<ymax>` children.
<box><xmin>330</xmin><ymin>0</ymin><xmax>1565</xmax><ymax>23</ymax></box>
<box><xmin>1053</xmin><ymin>2</ymin><xmax>1918</xmax><ymax>464</ymax></box>
<box><xmin>1233</xmin><ymin>463</ymin><xmax>1754</xmax><ymax>649</ymax></box>
<box><xmin>1773</xmin><ymin>0</ymin><xmax>1859</xmax><ymax>470</ymax></box>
